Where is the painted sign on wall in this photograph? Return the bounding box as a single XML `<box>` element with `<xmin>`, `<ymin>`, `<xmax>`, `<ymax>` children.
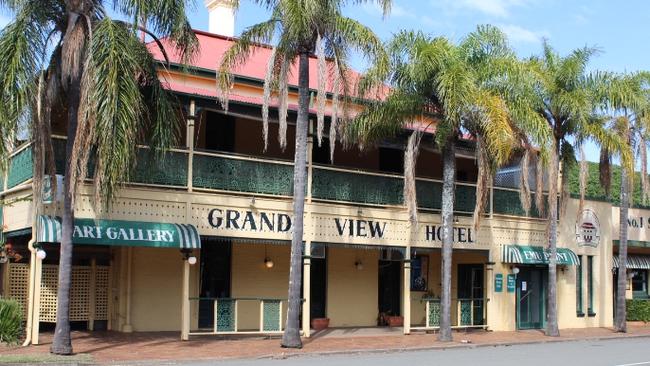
<box><xmin>575</xmin><ymin>209</ymin><xmax>600</xmax><ymax>247</ymax></box>
<box><xmin>495</xmin><ymin>273</ymin><xmax>503</xmax><ymax>293</ymax></box>
<box><xmin>507</xmin><ymin>274</ymin><xmax>516</xmax><ymax>293</ymax></box>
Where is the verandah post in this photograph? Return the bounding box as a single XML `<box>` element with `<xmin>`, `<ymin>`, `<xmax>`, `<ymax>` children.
<box><xmin>302</xmin><ymin>241</ymin><xmax>311</xmax><ymax>337</ymax></box>
<box><xmin>181</xmin><ymin>258</ymin><xmax>190</xmax><ymax>340</ymax></box>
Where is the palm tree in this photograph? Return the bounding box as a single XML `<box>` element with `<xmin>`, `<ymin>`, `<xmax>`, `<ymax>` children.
<box><xmin>216</xmin><ymin>0</ymin><xmax>390</xmax><ymax>348</ymax></box>
<box><xmin>0</xmin><ymin>0</ymin><xmax>197</xmax><ymax>355</ymax></box>
<box><xmin>353</xmin><ymin>25</ymin><xmax>546</xmax><ymax>341</ymax></box>
<box><xmin>599</xmin><ymin>72</ymin><xmax>650</xmax><ymax>332</ymax></box>
<box><xmin>522</xmin><ymin>43</ymin><xmax>636</xmax><ymax>337</ymax></box>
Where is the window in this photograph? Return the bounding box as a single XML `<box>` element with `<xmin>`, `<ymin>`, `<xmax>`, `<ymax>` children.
<box><xmin>632</xmin><ymin>270</ymin><xmax>649</xmax><ymax>299</ymax></box>
<box><xmin>410</xmin><ymin>255</ymin><xmax>429</xmax><ymax>291</ymax></box>
<box><xmin>587</xmin><ymin>256</ymin><xmax>595</xmax><ymax>316</ymax></box>
<box><xmin>576</xmin><ymin>256</ymin><xmax>584</xmax><ymax>316</ymax></box>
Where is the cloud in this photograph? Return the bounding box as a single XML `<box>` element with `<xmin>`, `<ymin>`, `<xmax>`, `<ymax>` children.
<box><xmin>497</xmin><ymin>24</ymin><xmax>548</xmax><ymax>44</ymax></box>
<box><xmin>432</xmin><ymin>0</ymin><xmax>530</xmax><ymax>18</ymax></box>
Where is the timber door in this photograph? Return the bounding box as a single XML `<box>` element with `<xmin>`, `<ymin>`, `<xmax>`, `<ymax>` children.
<box><xmin>516</xmin><ymin>267</ymin><xmax>546</xmax><ymax>329</ymax></box>
<box><xmin>457</xmin><ymin>264</ymin><xmax>485</xmax><ymax>325</ymax></box>
<box><xmin>378</xmin><ymin>260</ymin><xmax>401</xmax><ymax>319</ymax></box>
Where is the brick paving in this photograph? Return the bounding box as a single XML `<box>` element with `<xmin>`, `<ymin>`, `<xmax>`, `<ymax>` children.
<box><xmin>2</xmin><ymin>323</ymin><xmax>650</xmax><ymax>364</ymax></box>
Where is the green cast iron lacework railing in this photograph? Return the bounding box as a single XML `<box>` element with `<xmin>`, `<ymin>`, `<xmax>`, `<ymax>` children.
<box><xmin>215</xmin><ymin>299</ymin><xmax>235</xmax><ymax>332</ymax></box>
<box><xmin>262</xmin><ymin>300</ymin><xmax>282</xmax><ymax>331</ymax></box>
<box><xmin>460</xmin><ymin>300</ymin><xmax>472</xmax><ymax>326</ymax></box>
<box><xmin>130</xmin><ymin>149</ymin><xmax>187</xmax><ymax>187</ymax></box>
<box><xmin>53</xmin><ymin>138</ymin><xmax>187</xmax><ymax>187</ymax></box>
<box><xmin>312</xmin><ymin>167</ymin><xmax>403</xmax><ymax>205</ymax></box>
<box><xmin>193</xmin><ymin>153</ymin><xmax>294</xmax><ymax>196</ymax></box>
<box><xmin>7</xmin><ymin>145</ymin><xmax>33</xmax><ymax>189</ymax></box>
<box><xmin>492</xmin><ymin>189</ymin><xmax>547</xmax><ymax>218</ymax></box>
<box><xmin>427</xmin><ymin>300</ymin><xmax>441</xmax><ymax>327</ymax></box>
<box><xmin>416</xmin><ymin>180</ymin><xmax>479</xmax><ymax>212</ymax></box>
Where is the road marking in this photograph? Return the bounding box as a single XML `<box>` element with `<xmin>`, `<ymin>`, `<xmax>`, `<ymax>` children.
<box><xmin>615</xmin><ymin>362</ymin><xmax>650</xmax><ymax>366</ymax></box>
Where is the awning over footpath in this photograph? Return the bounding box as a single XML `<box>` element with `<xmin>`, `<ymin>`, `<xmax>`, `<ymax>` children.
<box><xmin>613</xmin><ymin>255</ymin><xmax>650</xmax><ymax>270</ymax></box>
<box><xmin>501</xmin><ymin>244</ymin><xmax>580</xmax><ymax>266</ymax></box>
<box><xmin>37</xmin><ymin>215</ymin><xmax>200</xmax><ymax>249</ymax></box>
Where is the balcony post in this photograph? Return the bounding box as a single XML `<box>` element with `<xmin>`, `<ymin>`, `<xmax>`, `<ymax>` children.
<box><xmin>186</xmin><ymin>100</ymin><xmax>195</xmax><ymax>193</ymax></box>
<box><xmin>489</xmin><ymin>182</ymin><xmax>494</xmax><ymax>219</ymax></box>
<box><xmin>306</xmin><ymin>119</ymin><xmax>314</xmax><ymax>203</ymax></box>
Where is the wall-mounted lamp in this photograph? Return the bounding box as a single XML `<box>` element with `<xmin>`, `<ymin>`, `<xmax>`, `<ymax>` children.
<box><xmin>510</xmin><ymin>266</ymin><xmax>520</xmax><ymax>275</ymax></box>
<box><xmin>181</xmin><ymin>248</ymin><xmax>197</xmax><ymax>265</ymax></box>
<box><xmin>34</xmin><ymin>244</ymin><xmax>46</xmax><ymax>260</ymax></box>
<box><xmin>250</xmin><ymin>197</ymin><xmax>256</xmax><ymax>206</ymax></box>
<box><xmin>355</xmin><ymin>260</ymin><xmax>364</xmax><ymax>271</ymax></box>
<box><xmin>264</xmin><ymin>244</ymin><xmax>273</xmax><ymax>268</ymax></box>
<box><xmin>627</xmin><ymin>271</ymin><xmax>637</xmax><ymax>280</ymax></box>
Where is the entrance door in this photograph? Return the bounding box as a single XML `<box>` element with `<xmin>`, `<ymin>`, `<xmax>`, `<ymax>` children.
<box><xmin>199</xmin><ymin>239</ymin><xmax>232</xmax><ymax>329</ymax></box>
<box><xmin>378</xmin><ymin>260</ymin><xmax>401</xmax><ymax>319</ymax></box>
<box><xmin>457</xmin><ymin>264</ymin><xmax>485</xmax><ymax>325</ymax></box>
<box><xmin>310</xmin><ymin>257</ymin><xmax>327</xmax><ymax>320</ymax></box>
<box><xmin>516</xmin><ymin>267</ymin><xmax>546</xmax><ymax>329</ymax></box>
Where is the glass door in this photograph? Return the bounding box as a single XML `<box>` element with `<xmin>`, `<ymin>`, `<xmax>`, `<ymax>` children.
<box><xmin>516</xmin><ymin>267</ymin><xmax>546</xmax><ymax>329</ymax></box>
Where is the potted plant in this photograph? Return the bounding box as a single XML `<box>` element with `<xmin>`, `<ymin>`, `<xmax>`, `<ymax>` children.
<box><xmin>311</xmin><ymin>317</ymin><xmax>330</xmax><ymax>330</ymax></box>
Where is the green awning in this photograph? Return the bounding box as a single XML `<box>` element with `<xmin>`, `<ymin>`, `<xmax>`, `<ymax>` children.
<box><xmin>613</xmin><ymin>255</ymin><xmax>650</xmax><ymax>270</ymax></box>
<box><xmin>501</xmin><ymin>244</ymin><xmax>580</xmax><ymax>265</ymax></box>
<box><xmin>37</xmin><ymin>215</ymin><xmax>200</xmax><ymax>249</ymax></box>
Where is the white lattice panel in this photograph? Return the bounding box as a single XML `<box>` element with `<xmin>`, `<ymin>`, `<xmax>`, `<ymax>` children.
<box><xmin>39</xmin><ymin>264</ymin><xmax>110</xmax><ymax>323</ymax></box>
<box><xmin>95</xmin><ymin>266</ymin><xmax>109</xmax><ymax>320</ymax></box>
<box><xmin>40</xmin><ymin>265</ymin><xmax>59</xmax><ymax>323</ymax></box>
<box><xmin>8</xmin><ymin>263</ymin><xmax>29</xmax><ymax>316</ymax></box>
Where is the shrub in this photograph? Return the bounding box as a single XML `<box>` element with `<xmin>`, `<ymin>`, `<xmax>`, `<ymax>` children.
<box><xmin>0</xmin><ymin>298</ymin><xmax>23</xmax><ymax>344</ymax></box>
<box><xmin>627</xmin><ymin>299</ymin><xmax>650</xmax><ymax>323</ymax></box>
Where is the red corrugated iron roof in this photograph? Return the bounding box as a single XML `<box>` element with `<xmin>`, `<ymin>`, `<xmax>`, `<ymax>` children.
<box><xmin>148</xmin><ymin>30</ymin><xmax>389</xmax><ymax>98</ymax></box>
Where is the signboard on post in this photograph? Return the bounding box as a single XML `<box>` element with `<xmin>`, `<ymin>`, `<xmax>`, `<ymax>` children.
<box><xmin>494</xmin><ymin>273</ymin><xmax>503</xmax><ymax>292</ymax></box>
<box><xmin>507</xmin><ymin>274</ymin><xmax>516</xmax><ymax>293</ymax></box>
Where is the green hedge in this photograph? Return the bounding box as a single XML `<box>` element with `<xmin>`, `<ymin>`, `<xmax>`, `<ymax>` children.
<box><xmin>0</xmin><ymin>298</ymin><xmax>23</xmax><ymax>344</ymax></box>
<box><xmin>627</xmin><ymin>299</ymin><xmax>650</xmax><ymax>322</ymax></box>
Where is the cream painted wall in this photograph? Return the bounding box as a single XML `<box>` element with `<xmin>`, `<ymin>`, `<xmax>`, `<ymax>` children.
<box><xmin>230</xmin><ymin>243</ymin><xmax>289</xmax><ymax>331</ymax></box>
<box><xmin>326</xmin><ymin>247</ymin><xmax>379</xmax><ymax>327</ymax></box>
<box><xmin>124</xmin><ymin>247</ymin><xmax>199</xmax><ymax>332</ymax></box>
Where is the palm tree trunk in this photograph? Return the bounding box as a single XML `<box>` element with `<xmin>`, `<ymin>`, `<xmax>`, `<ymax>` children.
<box><xmin>438</xmin><ymin>138</ymin><xmax>455</xmax><ymax>342</ymax></box>
<box><xmin>546</xmin><ymin>145</ymin><xmax>560</xmax><ymax>337</ymax></box>
<box><xmin>615</xmin><ymin>142</ymin><xmax>630</xmax><ymax>332</ymax></box>
<box><xmin>281</xmin><ymin>51</ymin><xmax>309</xmax><ymax>349</ymax></box>
<box><xmin>51</xmin><ymin>8</ymin><xmax>83</xmax><ymax>355</ymax></box>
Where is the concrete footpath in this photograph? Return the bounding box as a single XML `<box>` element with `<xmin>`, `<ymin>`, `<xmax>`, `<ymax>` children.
<box><xmin>2</xmin><ymin>324</ymin><xmax>650</xmax><ymax>364</ymax></box>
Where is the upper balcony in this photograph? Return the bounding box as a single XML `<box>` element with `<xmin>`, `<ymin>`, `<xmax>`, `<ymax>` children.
<box><xmin>1</xmin><ymin>132</ymin><xmax>545</xmax><ymax>220</ymax></box>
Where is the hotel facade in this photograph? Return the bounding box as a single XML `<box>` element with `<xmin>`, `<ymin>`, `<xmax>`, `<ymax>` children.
<box><xmin>1</xmin><ymin>1</ymin><xmax>649</xmax><ymax>345</ymax></box>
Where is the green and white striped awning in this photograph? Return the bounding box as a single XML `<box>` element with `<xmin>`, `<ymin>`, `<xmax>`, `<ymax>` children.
<box><xmin>613</xmin><ymin>255</ymin><xmax>650</xmax><ymax>270</ymax></box>
<box><xmin>38</xmin><ymin>215</ymin><xmax>201</xmax><ymax>249</ymax></box>
<box><xmin>501</xmin><ymin>244</ymin><xmax>580</xmax><ymax>266</ymax></box>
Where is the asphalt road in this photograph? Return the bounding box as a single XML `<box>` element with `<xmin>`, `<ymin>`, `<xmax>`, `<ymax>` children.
<box><xmin>177</xmin><ymin>338</ymin><xmax>650</xmax><ymax>366</ymax></box>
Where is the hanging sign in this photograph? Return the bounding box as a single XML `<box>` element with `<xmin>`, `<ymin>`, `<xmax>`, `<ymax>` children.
<box><xmin>507</xmin><ymin>274</ymin><xmax>516</xmax><ymax>293</ymax></box>
<box><xmin>494</xmin><ymin>273</ymin><xmax>503</xmax><ymax>293</ymax></box>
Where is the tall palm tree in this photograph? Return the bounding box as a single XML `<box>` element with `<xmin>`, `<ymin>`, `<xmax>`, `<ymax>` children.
<box><xmin>216</xmin><ymin>0</ymin><xmax>390</xmax><ymax>348</ymax></box>
<box><xmin>0</xmin><ymin>0</ymin><xmax>197</xmax><ymax>355</ymax></box>
<box><xmin>522</xmin><ymin>43</ymin><xmax>635</xmax><ymax>337</ymax></box>
<box><xmin>599</xmin><ymin>72</ymin><xmax>650</xmax><ymax>332</ymax></box>
<box><xmin>353</xmin><ymin>25</ymin><xmax>547</xmax><ymax>341</ymax></box>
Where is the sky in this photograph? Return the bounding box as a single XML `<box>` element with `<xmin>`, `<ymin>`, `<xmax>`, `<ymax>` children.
<box><xmin>2</xmin><ymin>0</ymin><xmax>649</xmax><ymax>162</ymax></box>
<box><xmin>203</xmin><ymin>0</ymin><xmax>650</xmax><ymax>163</ymax></box>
